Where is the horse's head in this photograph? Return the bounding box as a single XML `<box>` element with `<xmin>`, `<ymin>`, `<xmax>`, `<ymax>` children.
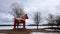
<box><xmin>24</xmin><ymin>14</ymin><xmax>28</xmax><ymax>19</ymax></box>
<box><xmin>21</xmin><ymin>14</ymin><xmax>28</xmax><ymax>20</ymax></box>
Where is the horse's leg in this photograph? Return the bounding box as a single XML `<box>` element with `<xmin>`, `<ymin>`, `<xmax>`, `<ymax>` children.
<box><xmin>14</xmin><ymin>19</ymin><xmax>18</xmax><ymax>29</ymax></box>
<box><xmin>14</xmin><ymin>21</ymin><xmax>17</xmax><ymax>29</ymax></box>
<box><xmin>23</xmin><ymin>21</ymin><xmax>25</xmax><ymax>29</ymax></box>
<box><xmin>17</xmin><ymin>22</ymin><xmax>19</xmax><ymax>28</ymax></box>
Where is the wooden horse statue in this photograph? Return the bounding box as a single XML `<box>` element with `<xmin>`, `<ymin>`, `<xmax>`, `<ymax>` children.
<box><xmin>14</xmin><ymin>14</ymin><xmax>28</xmax><ymax>29</ymax></box>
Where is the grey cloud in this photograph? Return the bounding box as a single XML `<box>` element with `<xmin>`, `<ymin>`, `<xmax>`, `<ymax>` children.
<box><xmin>0</xmin><ymin>0</ymin><xmax>60</xmax><ymax>25</ymax></box>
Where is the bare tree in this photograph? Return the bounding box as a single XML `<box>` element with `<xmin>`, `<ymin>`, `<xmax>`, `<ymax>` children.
<box><xmin>10</xmin><ymin>3</ymin><xmax>25</xmax><ymax>28</ymax></box>
<box><xmin>10</xmin><ymin>3</ymin><xmax>25</xmax><ymax>18</ymax></box>
<box><xmin>33</xmin><ymin>11</ymin><xmax>41</xmax><ymax>30</ymax></box>
<box><xmin>46</xmin><ymin>14</ymin><xmax>55</xmax><ymax>27</ymax></box>
<box><xmin>55</xmin><ymin>15</ymin><xmax>60</xmax><ymax>29</ymax></box>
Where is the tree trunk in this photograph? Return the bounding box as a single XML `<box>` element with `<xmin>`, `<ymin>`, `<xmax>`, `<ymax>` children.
<box><xmin>57</xmin><ymin>25</ymin><xmax>59</xmax><ymax>29</ymax></box>
<box><xmin>37</xmin><ymin>23</ymin><xmax>38</xmax><ymax>30</ymax></box>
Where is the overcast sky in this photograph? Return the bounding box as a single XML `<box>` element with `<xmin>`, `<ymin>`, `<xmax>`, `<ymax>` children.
<box><xmin>0</xmin><ymin>0</ymin><xmax>60</xmax><ymax>25</ymax></box>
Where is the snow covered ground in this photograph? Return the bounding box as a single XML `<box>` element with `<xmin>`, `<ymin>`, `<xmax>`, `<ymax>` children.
<box><xmin>30</xmin><ymin>32</ymin><xmax>60</xmax><ymax>34</ymax></box>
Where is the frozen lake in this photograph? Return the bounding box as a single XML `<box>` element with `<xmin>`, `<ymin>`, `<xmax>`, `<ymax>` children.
<box><xmin>0</xmin><ymin>26</ymin><xmax>52</xmax><ymax>30</ymax></box>
<box><xmin>0</xmin><ymin>26</ymin><xmax>59</xmax><ymax>30</ymax></box>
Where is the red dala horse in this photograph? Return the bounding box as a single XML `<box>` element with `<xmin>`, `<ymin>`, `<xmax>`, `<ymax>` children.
<box><xmin>14</xmin><ymin>14</ymin><xmax>28</xmax><ymax>29</ymax></box>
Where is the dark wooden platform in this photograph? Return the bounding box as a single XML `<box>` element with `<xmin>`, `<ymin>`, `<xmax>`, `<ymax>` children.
<box><xmin>13</xmin><ymin>28</ymin><xmax>27</xmax><ymax>31</ymax></box>
<box><xmin>0</xmin><ymin>29</ymin><xmax>60</xmax><ymax>34</ymax></box>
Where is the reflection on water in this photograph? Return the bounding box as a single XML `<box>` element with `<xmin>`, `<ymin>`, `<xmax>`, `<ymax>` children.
<box><xmin>30</xmin><ymin>32</ymin><xmax>60</xmax><ymax>34</ymax></box>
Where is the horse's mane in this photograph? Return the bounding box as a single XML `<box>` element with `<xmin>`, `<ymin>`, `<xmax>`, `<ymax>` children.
<box><xmin>15</xmin><ymin>14</ymin><xmax>28</xmax><ymax>20</ymax></box>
